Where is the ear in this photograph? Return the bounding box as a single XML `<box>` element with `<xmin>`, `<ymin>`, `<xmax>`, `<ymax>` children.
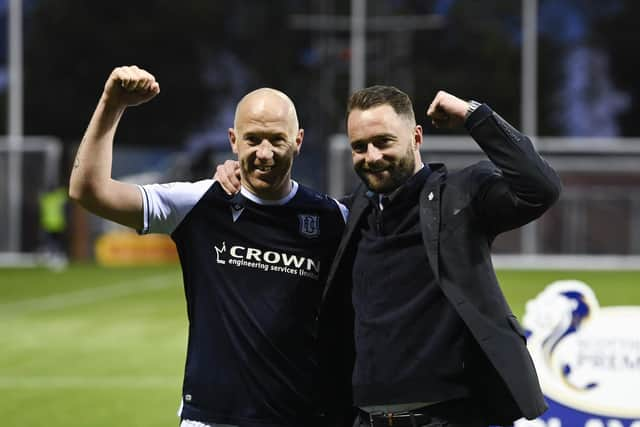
<box><xmin>414</xmin><ymin>125</ymin><xmax>423</xmax><ymax>151</ymax></box>
<box><xmin>294</xmin><ymin>129</ymin><xmax>304</xmax><ymax>156</ymax></box>
<box><xmin>228</xmin><ymin>128</ymin><xmax>238</xmax><ymax>154</ymax></box>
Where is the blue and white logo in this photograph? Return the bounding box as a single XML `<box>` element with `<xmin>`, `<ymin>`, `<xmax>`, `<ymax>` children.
<box><xmin>516</xmin><ymin>280</ymin><xmax>640</xmax><ymax>427</ymax></box>
<box><xmin>298</xmin><ymin>214</ymin><xmax>320</xmax><ymax>238</ymax></box>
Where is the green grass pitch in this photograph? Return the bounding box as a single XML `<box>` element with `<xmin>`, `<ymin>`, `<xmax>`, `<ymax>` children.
<box><xmin>1</xmin><ymin>264</ymin><xmax>639</xmax><ymax>425</ymax></box>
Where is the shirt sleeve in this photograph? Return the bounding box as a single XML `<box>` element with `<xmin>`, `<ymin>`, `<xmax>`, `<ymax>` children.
<box><xmin>138</xmin><ymin>179</ymin><xmax>215</xmax><ymax>235</ymax></box>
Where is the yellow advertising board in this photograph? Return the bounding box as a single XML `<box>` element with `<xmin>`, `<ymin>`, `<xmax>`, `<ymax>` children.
<box><xmin>95</xmin><ymin>231</ymin><xmax>179</xmax><ymax>266</ymax></box>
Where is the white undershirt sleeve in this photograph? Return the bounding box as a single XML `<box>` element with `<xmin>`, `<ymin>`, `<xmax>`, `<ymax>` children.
<box><xmin>138</xmin><ymin>179</ymin><xmax>215</xmax><ymax>235</ymax></box>
<box><xmin>331</xmin><ymin>198</ymin><xmax>349</xmax><ymax>223</ymax></box>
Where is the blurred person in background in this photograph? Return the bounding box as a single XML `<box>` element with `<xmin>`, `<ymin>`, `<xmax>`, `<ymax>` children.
<box><xmin>38</xmin><ymin>185</ymin><xmax>69</xmax><ymax>268</ymax></box>
<box><xmin>69</xmin><ymin>65</ymin><xmax>350</xmax><ymax>427</ymax></box>
<box><xmin>216</xmin><ymin>86</ymin><xmax>561</xmax><ymax>427</ymax></box>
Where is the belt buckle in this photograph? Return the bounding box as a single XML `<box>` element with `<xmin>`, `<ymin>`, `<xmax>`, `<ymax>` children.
<box><xmin>387</xmin><ymin>413</ymin><xmax>394</xmax><ymax>426</ymax></box>
<box><xmin>367</xmin><ymin>411</ymin><xmax>397</xmax><ymax>427</ymax></box>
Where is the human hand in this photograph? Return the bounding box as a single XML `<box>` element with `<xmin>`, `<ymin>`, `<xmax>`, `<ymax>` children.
<box><xmin>426</xmin><ymin>90</ymin><xmax>469</xmax><ymax>130</ymax></box>
<box><xmin>102</xmin><ymin>65</ymin><xmax>160</xmax><ymax>108</ymax></box>
<box><xmin>214</xmin><ymin>160</ymin><xmax>241</xmax><ymax>195</ymax></box>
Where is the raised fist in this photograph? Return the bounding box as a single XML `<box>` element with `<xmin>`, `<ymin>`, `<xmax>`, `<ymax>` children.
<box><xmin>426</xmin><ymin>90</ymin><xmax>470</xmax><ymax>130</ymax></box>
<box><xmin>102</xmin><ymin>65</ymin><xmax>160</xmax><ymax>108</ymax></box>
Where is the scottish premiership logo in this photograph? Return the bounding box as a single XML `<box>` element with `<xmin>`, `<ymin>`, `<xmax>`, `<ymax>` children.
<box><xmin>298</xmin><ymin>214</ymin><xmax>320</xmax><ymax>238</ymax></box>
<box><xmin>517</xmin><ymin>280</ymin><xmax>640</xmax><ymax>426</ymax></box>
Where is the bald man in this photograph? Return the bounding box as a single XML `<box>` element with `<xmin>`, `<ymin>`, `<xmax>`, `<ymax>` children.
<box><xmin>70</xmin><ymin>66</ymin><xmax>349</xmax><ymax>427</ymax></box>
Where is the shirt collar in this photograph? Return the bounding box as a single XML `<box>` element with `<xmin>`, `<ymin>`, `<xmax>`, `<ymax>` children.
<box><xmin>239</xmin><ymin>180</ymin><xmax>299</xmax><ymax>206</ymax></box>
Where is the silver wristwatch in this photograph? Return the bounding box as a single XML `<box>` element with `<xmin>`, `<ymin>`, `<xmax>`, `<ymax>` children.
<box><xmin>465</xmin><ymin>100</ymin><xmax>481</xmax><ymax>120</ymax></box>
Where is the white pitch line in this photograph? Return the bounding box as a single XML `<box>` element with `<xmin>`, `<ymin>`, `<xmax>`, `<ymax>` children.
<box><xmin>0</xmin><ymin>376</ymin><xmax>178</xmax><ymax>389</ymax></box>
<box><xmin>0</xmin><ymin>273</ymin><xmax>178</xmax><ymax>316</ymax></box>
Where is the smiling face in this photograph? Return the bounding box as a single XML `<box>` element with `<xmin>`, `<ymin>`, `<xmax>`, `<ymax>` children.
<box><xmin>228</xmin><ymin>89</ymin><xmax>303</xmax><ymax>200</ymax></box>
<box><xmin>347</xmin><ymin>104</ymin><xmax>423</xmax><ymax>194</ymax></box>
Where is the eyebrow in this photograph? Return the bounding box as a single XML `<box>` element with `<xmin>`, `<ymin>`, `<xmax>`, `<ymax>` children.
<box><xmin>243</xmin><ymin>131</ymin><xmax>288</xmax><ymax>140</ymax></box>
<box><xmin>350</xmin><ymin>133</ymin><xmax>397</xmax><ymax>147</ymax></box>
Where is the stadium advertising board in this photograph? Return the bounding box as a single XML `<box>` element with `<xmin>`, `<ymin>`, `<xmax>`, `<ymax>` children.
<box><xmin>515</xmin><ymin>280</ymin><xmax>640</xmax><ymax>427</ymax></box>
<box><xmin>95</xmin><ymin>231</ymin><xmax>179</xmax><ymax>265</ymax></box>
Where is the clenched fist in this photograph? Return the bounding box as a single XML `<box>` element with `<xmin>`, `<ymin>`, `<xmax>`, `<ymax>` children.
<box><xmin>426</xmin><ymin>90</ymin><xmax>470</xmax><ymax>130</ymax></box>
<box><xmin>102</xmin><ymin>65</ymin><xmax>160</xmax><ymax>108</ymax></box>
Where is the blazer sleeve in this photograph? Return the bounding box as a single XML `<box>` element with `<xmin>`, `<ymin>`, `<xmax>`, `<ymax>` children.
<box><xmin>464</xmin><ymin>104</ymin><xmax>562</xmax><ymax>235</ymax></box>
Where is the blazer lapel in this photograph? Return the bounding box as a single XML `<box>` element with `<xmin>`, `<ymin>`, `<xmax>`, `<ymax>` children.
<box><xmin>420</xmin><ymin>167</ymin><xmax>444</xmax><ymax>282</ymax></box>
<box><xmin>320</xmin><ymin>187</ymin><xmax>370</xmax><ymax>307</ymax></box>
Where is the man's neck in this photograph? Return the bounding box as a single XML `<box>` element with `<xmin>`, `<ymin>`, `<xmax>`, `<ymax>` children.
<box><xmin>240</xmin><ymin>180</ymin><xmax>298</xmax><ymax>206</ymax></box>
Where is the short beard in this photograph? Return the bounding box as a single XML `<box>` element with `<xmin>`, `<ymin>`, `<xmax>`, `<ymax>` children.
<box><xmin>358</xmin><ymin>146</ymin><xmax>416</xmax><ymax>194</ymax></box>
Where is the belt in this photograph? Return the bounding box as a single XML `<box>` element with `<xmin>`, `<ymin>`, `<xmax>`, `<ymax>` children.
<box><xmin>360</xmin><ymin>409</ymin><xmax>431</xmax><ymax>427</ymax></box>
<box><xmin>359</xmin><ymin>398</ymin><xmax>475</xmax><ymax>427</ymax></box>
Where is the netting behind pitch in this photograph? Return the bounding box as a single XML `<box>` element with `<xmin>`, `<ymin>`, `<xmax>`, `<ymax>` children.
<box><xmin>0</xmin><ymin>138</ymin><xmax>62</xmax><ymax>256</ymax></box>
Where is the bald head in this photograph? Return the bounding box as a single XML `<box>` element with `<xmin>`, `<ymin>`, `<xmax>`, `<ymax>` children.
<box><xmin>234</xmin><ymin>88</ymin><xmax>299</xmax><ymax>133</ymax></box>
<box><xmin>228</xmin><ymin>87</ymin><xmax>304</xmax><ymax>200</ymax></box>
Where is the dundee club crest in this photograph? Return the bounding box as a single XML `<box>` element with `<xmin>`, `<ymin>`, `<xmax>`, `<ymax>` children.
<box><xmin>298</xmin><ymin>214</ymin><xmax>320</xmax><ymax>238</ymax></box>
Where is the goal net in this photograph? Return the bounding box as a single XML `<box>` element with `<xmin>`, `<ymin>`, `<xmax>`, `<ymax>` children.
<box><xmin>0</xmin><ymin>137</ymin><xmax>63</xmax><ymax>266</ymax></box>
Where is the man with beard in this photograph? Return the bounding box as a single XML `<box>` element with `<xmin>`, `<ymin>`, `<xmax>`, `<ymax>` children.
<box><xmin>216</xmin><ymin>86</ymin><xmax>561</xmax><ymax>426</ymax></box>
<box><xmin>69</xmin><ymin>65</ymin><xmax>348</xmax><ymax>427</ymax></box>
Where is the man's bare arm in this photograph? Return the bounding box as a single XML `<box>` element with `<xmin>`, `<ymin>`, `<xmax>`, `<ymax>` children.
<box><xmin>69</xmin><ymin>66</ymin><xmax>160</xmax><ymax>230</ymax></box>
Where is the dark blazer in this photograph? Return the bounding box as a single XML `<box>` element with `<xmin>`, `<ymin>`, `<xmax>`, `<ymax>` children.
<box><xmin>319</xmin><ymin>104</ymin><xmax>561</xmax><ymax>426</ymax></box>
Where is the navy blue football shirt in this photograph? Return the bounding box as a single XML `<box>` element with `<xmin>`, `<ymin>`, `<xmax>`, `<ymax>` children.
<box><xmin>139</xmin><ymin>179</ymin><xmax>347</xmax><ymax>426</ymax></box>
